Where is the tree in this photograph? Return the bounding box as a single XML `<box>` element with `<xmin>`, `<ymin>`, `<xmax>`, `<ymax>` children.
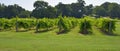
<box><xmin>31</xmin><ymin>1</ymin><xmax>47</xmax><ymax>18</ymax></box>
<box><xmin>33</xmin><ymin>0</ymin><xmax>48</xmax><ymax>10</ymax></box>
<box><xmin>85</xmin><ymin>4</ymin><xmax>93</xmax><ymax>16</ymax></box>
<box><xmin>108</xmin><ymin>3</ymin><xmax>120</xmax><ymax>18</ymax></box>
<box><xmin>0</xmin><ymin>4</ymin><xmax>6</xmax><ymax>18</ymax></box>
<box><xmin>31</xmin><ymin>1</ymin><xmax>57</xmax><ymax>18</ymax></box>
<box><xmin>55</xmin><ymin>2</ymin><xmax>72</xmax><ymax>17</ymax></box>
<box><xmin>5</xmin><ymin>4</ymin><xmax>26</xmax><ymax>18</ymax></box>
<box><xmin>31</xmin><ymin>0</ymin><xmax>48</xmax><ymax>18</ymax></box>
<box><xmin>93</xmin><ymin>2</ymin><xmax>120</xmax><ymax>18</ymax></box>
<box><xmin>101</xmin><ymin>2</ymin><xmax>110</xmax><ymax>10</ymax></box>
<box><xmin>0</xmin><ymin>3</ymin><xmax>29</xmax><ymax>18</ymax></box>
<box><xmin>46</xmin><ymin>6</ymin><xmax>57</xmax><ymax>18</ymax></box>
<box><xmin>18</xmin><ymin>11</ymin><xmax>31</xmax><ymax>18</ymax></box>
<box><xmin>71</xmin><ymin>0</ymin><xmax>86</xmax><ymax>18</ymax></box>
<box><xmin>93</xmin><ymin>6</ymin><xmax>107</xmax><ymax>17</ymax></box>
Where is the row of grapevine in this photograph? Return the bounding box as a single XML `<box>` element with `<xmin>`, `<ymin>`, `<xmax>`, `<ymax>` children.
<box><xmin>0</xmin><ymin>18</ymin><xmax>13</xmax><ymax>30</ymax></box>
<box><xmin>79</xmin><ymin>17</ymin><xmax>93</xmax><ymax>34</ymax></box>
<box><xmin>15</xmin><ymin>18</ymin><xmax>36</xmax><ymax>31</ymax></box>
<box><xmin>0</xmin><ymin>16</ymin><xmax>117</xmax><ymax>35</ymax></box>
<box><xmin>96</xmin><ymin>17</ymin><xmax>116</xmax><ymax>34</ymax></box>
<box><xmin>0</xmin><ymin>17</ymin><xmax>57</xmax><ymax>32</ymax></box>
<box><xmin>79</xmin><ymin>16</ymin><xmax>117</xmax><ymax>34</ymax></box>
<box><xmin>57</xmin><ymin>16</ymin><xmax>78</xmax><ymax>33</ymax></box>
<box><xmin>36</xmin><ymin>18</ymin><xmax>58</xmax><ymax>32</ymax></box>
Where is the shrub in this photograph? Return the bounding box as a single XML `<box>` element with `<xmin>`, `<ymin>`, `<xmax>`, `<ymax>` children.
<box><xmin>79</xmin><ymin>17</ymin><xmax>92</xmax><ymax>34</ymax></box>
<box><xmin>97</xmin><ymin>17</ymin><xmax>116</xmax><ymax>33</ymax></box>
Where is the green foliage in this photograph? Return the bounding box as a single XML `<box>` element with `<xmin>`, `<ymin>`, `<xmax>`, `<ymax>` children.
<box><xmin>0</xmin><ymin>4</ymin><xmax>30</xmax><ymax>18</ymax></box>
<box><xmin>70</xmin><ymin>17</ymin><xmax>78</xmax><ymax>28</ymax></box>
<box><xmin>0</xmin><ymin>18</ymin><xmax>13</xmax><ymax>30</ymax></box>
<box><xmin>58</xmin><ymin>16</ymin><xmax>70</xmax><ymax>32</ymax></box>
<box><xmin>0</xmin><ymin>18</ymin><xmax>5</xmax><ymax>30</ymax></box>
<box><xmin>1</xmin><ymin>1</ymin><xmax>120</xmax><ymax>18</ymax></box>
<box><xmin>79</xmin><ymin>17</ymin><xmax>92</xmax><ymax>34</ymax></box>
<box><xmin>93</xmin><ymin>2</ymin><xmax>120</xmax><ymax>18</ymax></box>
<box><xmin>97</xmin><ymin>17</ymin><xmax>116</xmax><ymax>33</ymax></box>
<box><xmin>10</xmin><ymin>17</ymin><xmax>36</xmax><ymax>31</ymax></box>
<box><xmin>0</xmin><ymin>16</ymin><xmax>117</xmax><ymax>34</ymax></box>
<box><xmin>57</xmin><ymin>16</ymin><xmax>78</xmax><ymax>33</ymax></box>
<box><xmin>37</xmin><ymin>19</ymin><xmax>47</xmax><ymax>29</ymax></box>
<box><xmin>14</xmin><ymin>18</ymin><xmax>35</xmax><ymax>30</ymax></box>
<box><xmin>3</xmin><ymin>19</ymin><xmax>13</xmax><ymax>29</ymax></box>
<box><xmin>36</xmin><ymin>18</ymin><xmax>57</xmax><ymax>31</ymax></box>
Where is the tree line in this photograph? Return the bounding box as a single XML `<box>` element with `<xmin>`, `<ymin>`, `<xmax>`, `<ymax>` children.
<box><xmin>0</xmin><ymin>0</ymin><xmax>120</xmax><ymax>18</ymax></box>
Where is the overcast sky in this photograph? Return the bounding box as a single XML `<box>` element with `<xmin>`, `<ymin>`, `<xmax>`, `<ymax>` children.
<box><xmin>0</xmin><ymin>0</ymin><xmax>120</xmax><ymax>11</ymax></box>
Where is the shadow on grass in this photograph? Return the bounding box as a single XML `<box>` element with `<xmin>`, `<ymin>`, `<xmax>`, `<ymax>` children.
<box><xmin>16</xmin><ymin>30</ymin><xmax>29</xmax><ymax>32</ymax></box>
<box><xmin>100</xmin><ymin>29</ymin><xmax>119</xmax><ymax>36</ymax></box>
<box><xmin>35</xmin><ymin>28</ymin><xmax>55</xmax><ymax>33</ymax></box>
<box><xmin>35</xmin><ymin>30</ymin><xmax>49</xmax><ymax>33</ymax></box>
<box><xmin>79</xmin><ymin>31</ymin><xmax>93</xmax><ymax>35</ymax></box>
<box><xmin>57</xmin><ymin>30</ymin><xmax>70</xmax><ymax>35</ymax></box>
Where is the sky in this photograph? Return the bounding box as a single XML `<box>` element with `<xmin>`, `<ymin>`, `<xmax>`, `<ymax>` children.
<box><xmin>0</xmin><ymin>0</ymin><xmax>120</xmax><ymax>11</ymax></box>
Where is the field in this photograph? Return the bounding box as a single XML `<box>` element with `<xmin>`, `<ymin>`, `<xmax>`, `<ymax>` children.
<box><xmin>0</xmin><ymin>0</ymin><xmax>120</xmax><ymax>51</ymax></box>
<box><xmin>0</xmin><ymin>21</ymin><xmax>120</xmax><ymax>51</ymax></box>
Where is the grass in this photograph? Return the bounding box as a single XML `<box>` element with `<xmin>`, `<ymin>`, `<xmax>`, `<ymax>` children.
<box><xmin>0</xmin><ymin>23</ymin><xmax>120</xmax><ymax>51</ymax></box>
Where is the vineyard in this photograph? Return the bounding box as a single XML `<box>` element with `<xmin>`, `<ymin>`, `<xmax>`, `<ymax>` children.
<box><xmin>0</xmin><ymin>16</ymin><xmax>118</xmax><ymax>35</ymax></box>
<box><xmin>0</xmin><ymin>16</ymin><xmax>120</xmax><ymax>51</ymax></box>
<box><xmin>0</xmin><ymin>0</ymin><xmax>120</xmax><ymax>51</ymax></box>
